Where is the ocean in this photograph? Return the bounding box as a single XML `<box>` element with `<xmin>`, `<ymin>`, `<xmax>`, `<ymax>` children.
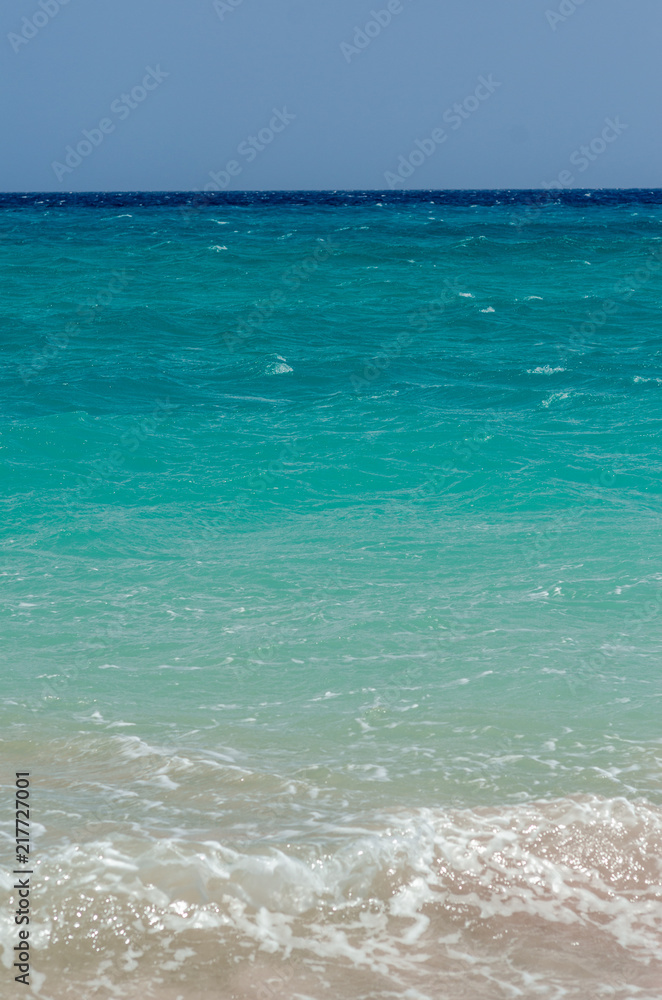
<box><xmin>1</xmin><ymin>191</ymin><xmax>661</xmax><ymax>999</ymax></box>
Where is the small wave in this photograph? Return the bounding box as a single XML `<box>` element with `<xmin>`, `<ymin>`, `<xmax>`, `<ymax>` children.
<box><xmin>542</xmin><ymin>390</ymin><xmax>571</xmax><ymax>407</ymax></box>
<box><xmin>266</xmin><ymin>355</ymin><xmax>293</xmax><ymax>375</ymax></box>
<box><xmin>2</xmin><ymin>796</ymin><xmax>659</xmax><ymax>998</ymax></box>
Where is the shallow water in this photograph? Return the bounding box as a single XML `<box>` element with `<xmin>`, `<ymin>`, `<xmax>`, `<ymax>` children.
<box><xmin>1</xmin><ymin>194</ymin><xmax>661</xmax><ymax>998</ymax></box>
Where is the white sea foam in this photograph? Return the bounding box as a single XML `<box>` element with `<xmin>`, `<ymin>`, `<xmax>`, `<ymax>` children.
<box><xmin>266</xmin><ymin>355</ymin><xmax>293</xmax><ymax>374</ymax></box>
<box><xmin>1</xmin><ymin>796</ymin><xmax>660</xmax><ymax>998</ymax></box>
<box><xmin>542</xmin><ymin>390</ymin><xmax>571</xmax><ymax>407</ymax></box>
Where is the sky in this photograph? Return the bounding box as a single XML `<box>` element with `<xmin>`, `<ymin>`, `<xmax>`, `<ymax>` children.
<box><xmin>1</xmin><ymin>0</ymin><xmax>659</xmax><ymax>191</ymax></box>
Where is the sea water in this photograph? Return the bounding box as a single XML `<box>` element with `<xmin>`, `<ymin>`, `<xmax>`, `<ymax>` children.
<box><xmin>1</xmin><ymin>191</ymin><xmax>661</xmax><ymax>998</ymax></box>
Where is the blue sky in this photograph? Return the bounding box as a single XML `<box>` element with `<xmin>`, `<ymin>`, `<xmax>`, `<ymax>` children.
<box><xmin>1</xmin><ymin>0</ymin><xmax>658</xmax><ymax>190</ymax></box>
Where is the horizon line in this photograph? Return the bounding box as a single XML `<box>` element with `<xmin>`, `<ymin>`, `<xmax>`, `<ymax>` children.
<box><xmin>2</xmin><ymin>188</ymin><xmax>662</xmax><ymax>209</ymax></box>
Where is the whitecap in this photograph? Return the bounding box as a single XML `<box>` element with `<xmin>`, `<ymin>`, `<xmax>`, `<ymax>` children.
<box><xmin>266</xmin><ymin>355</ymin><xmax>293</xmax><ymax>375</ymax></box>
<box><xmin>542</xmin><ymin>391</ymin><xmax>570</xmax><ymax>407</ymax></box>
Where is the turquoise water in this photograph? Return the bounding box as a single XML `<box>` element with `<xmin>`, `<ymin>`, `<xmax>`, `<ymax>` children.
<box><xmin>1</xmin><ymin>198</ymin><xmax>662</xmax><ymax>998</ymax></box>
